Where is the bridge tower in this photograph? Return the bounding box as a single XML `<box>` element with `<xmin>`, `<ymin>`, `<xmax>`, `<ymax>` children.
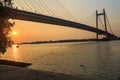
<box><xmin>96</xmin><ymin>9</ymin><xmax>108</xmax><ymax>40</ymax></box>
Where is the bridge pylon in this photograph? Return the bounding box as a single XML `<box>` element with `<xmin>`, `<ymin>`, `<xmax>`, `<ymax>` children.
<box><xmin>96</xmin><ymin>9</ymin><xmax>108</xmax><ymax>40</ymax></box>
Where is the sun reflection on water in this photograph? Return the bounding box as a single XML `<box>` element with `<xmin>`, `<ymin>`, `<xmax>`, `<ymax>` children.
<box><xmin>12</xmin><ymin>44</ymin><xmax>20</xmax><ymax>61</ymax></box>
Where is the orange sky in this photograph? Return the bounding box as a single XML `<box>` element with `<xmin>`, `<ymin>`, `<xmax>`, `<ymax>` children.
<box><xmin>12</xmin><ymin>20</ymin><xmax>95</xmax><ymax>42</ymax></box>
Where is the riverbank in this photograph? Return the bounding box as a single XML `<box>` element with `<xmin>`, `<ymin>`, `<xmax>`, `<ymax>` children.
<box><xmin>20</xmin><ymin>39</ymin><xmax>120</xmax><ymax>44</ymax></box>
<box><xmin>0</xmin><ymin>65</ymin><xmax>92</xmax><ymax>80</ymax></box>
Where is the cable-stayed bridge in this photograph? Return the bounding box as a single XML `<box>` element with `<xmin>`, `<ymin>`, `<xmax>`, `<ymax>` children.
<box><xmin>0</xmin><ymin>0</ymin><xmax>119</xmax><ymax>40</ymax></box>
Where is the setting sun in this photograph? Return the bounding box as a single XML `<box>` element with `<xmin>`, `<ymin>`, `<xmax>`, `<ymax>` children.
<box><xmin>12</xmin><ymin>31</ymin><xmax>18</xmax><ymax>36</ymax></box>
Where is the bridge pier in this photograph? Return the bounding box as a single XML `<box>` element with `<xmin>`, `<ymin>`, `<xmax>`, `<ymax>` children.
<box><xmin>96</xmin><ymin>10</ymin><xmax>98</xmax><ymax>40</ymax></box>
<box><xmin>96</xmin><ymin>9</ymin><xmax>109</xmax><ymax>40</ymax></box>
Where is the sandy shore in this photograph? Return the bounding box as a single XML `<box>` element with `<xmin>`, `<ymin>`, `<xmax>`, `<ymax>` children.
<box><xmin>0</xmin><ymin>65</ymin><xmax>92</xmax><ymax>80</ymax></box>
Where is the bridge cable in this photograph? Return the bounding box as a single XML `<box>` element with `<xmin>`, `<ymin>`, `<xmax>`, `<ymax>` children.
<box><xmin>31</xmin><ymin>0</ymin><xmax>47</xmax><ymax>14</ymax></box>
<box><xmin>16</xmin><ymin>0</ymin><xmax>27</xmax><ymax>10</ymax></box>
<box><xmin>50</xmin><ymin>0</ymin><xmax>68</xmax><ymax>19</ymax></box>
<box><xmin>28</xmin><ymin>0</ymin><xmax>39</xmax><ymax>12</ymax></box>
<box><xmin>58</xmin><ymin>0</ymin><xmax>79</xmax><ymax>23</ymax></box>
<box><xmin>54</xmin><ymin>0</ymin><xmax>77</xmax><ymax>20</ymax></box>
<box><xmin>37</xmin><ymin>0</ymin><xmax>53</xmax><ymax>16</ymax></box>
<box><xmin>14</xmin><ymin>0</ymin><xmax>24</xmax><ymax>10</ymax></box>
<box><xmin>28</xmin><ymin>0</ymin><xmax>40</xmax><ymax>13</ymax></box>
<box><xmin>29</xmin><ymin>0</ymin><xmax>47</xmax><ymax>14</ymax></box>
<box><xmin>17</xmin><ymin>0</ymin><xmax>30</xmax><ymax>10</ymax></box>
<box><xmin>53</xmin><ymin>0</ymin><xmax>77</xmax><ymax>22</ymax></box>
<box><xmin>106</xmin><ymin>14</ymin><xmax>114</xmax><ymax>34</ymax></box>
<box><xmin>18</xmin><ymin>0</ymin><xmax>32</xmax><ymax>11</ymax></box>
<box><xmin>58</xmin><ymin>0</ymin><xmax>79</xmax><ymax>22</ymax></box>
<box><xmin>48</xmin><ymin>0</ymin><xmax>69</xmax><ymax>19</ymax></box>
<box><xmin>43</xmin><ymin>0</ymin><xmax>63</xmax><ymax>17</ymax></box>
<box><xmin>43</xmin><ymin>0</ymin><xmax>57</xmax><ymax>16</ymax></box>
<box><xmin>47</xmin><ymin>0</ymin><xmax>68</xmax><ymax>19</ymax></box>
<box><xmin>39</xmin><ymin>0</ymin><xmax>54</xmax><ymax>16</ymax></box>
<box><xmin>46</xmin><ymin>0</ymin><xmax>64</xmax><ymax>18</ymax></box>
<box><xmin>98</xmin><ymin>16</ymin><xmax>105</xmax><ymax>30</ymax></box>
<box><xmin>37</xmin><ymin>0</ymin><xmax>48</xmax><ymax>15</ymax></box>
<box><xmin>22</xmin><ymin>0</ymin><xmax>35</xmax><ymax>12</ymax></box>
<box><xmin>34</xmin><ymin>0</ymin><xmax>47</xmax><ymax>14</ymax></box>
<box><xmin>81</xmin><ymin>11</ymin><xmax>96</xmax><ymax>27</ymax></box>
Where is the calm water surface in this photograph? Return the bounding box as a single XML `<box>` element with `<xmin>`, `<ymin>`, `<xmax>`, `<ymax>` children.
<box><xmin>2</xmin><ymin>41</ymin><xmax>120</xmax><ymax>80</ymax></box>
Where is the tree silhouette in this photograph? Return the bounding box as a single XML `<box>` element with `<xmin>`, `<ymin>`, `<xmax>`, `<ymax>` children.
<box><xmin>0</xmin><ymin>18</ymin><xmax>14</xmax><ymax>54</ymax></box>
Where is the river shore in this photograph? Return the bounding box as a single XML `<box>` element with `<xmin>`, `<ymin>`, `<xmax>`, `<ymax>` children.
<box><xmin>0</xmin><ymin>65</ymin><xmax>92</xmax><ymax>80</ymax></box>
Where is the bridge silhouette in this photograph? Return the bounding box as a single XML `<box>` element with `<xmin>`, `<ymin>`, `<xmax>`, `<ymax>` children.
<box><xmin>0</xmin><ymin>0</ymin><xmax>118</xmax><ymax>40</ymax></box>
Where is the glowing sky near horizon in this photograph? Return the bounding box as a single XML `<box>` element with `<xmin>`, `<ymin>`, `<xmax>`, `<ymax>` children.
<box><xmin>12</xmin><ymin>0</ymin><xmax>120</xmax><ymax>42</ymax></box>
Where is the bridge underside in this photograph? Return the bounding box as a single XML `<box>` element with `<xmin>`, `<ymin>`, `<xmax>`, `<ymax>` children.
<box><xmin>0</xmin><ymin>6</ymin><xmax>117</xmax><ymax>39</ymax></box>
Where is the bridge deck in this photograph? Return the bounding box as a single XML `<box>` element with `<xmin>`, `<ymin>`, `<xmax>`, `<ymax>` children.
<box><xmin>0</xmin><ymin>6</ymin><xmax>116</xmax><ymax>38</ymax></box>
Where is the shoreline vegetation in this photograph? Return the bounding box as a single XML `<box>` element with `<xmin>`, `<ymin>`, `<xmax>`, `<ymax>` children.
<box><xmin>20</xmin><ymin>38</ymin><xmax>120</xmax><ymax>45</ymax></box>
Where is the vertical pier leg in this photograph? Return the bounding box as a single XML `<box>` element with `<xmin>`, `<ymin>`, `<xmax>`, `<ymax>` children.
<box><xmin>96</xmin><ymin>10</ymin><xmax>98</xmax><ymax>40</ymax></box>
<box><xmin>103</xmin><ymin>9</ymin><xmax>108</xmax><ymax>39</ymax></box>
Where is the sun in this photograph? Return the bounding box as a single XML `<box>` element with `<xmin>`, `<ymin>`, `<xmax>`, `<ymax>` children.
<box><xmin>12</xmin><ymin>31</ymin><xmax>18</xmax><ymax>36</ymax></box>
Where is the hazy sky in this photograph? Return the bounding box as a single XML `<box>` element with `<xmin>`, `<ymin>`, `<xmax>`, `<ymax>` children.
<box><xmin>12</xmin><ymin>0</ymin><xmax>120</xmax><ymax>42</ymax></box>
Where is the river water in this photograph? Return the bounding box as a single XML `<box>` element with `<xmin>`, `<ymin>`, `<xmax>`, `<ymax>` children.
<box><xmin>1</xmin><ymin>40</ymin><xmax>120</xmax><ymax>80</ymax></box>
